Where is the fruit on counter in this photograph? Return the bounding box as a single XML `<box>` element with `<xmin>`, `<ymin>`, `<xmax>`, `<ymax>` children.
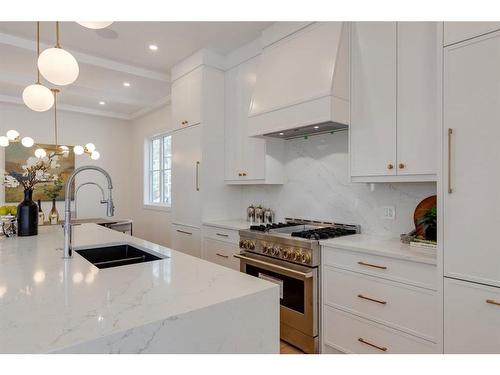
<box><xmin>0</xmin><ymin>205</ymin><xmax>17</xmax><ymax>216</ymax></box>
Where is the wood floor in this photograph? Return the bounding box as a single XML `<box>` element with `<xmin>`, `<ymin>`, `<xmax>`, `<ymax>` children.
<box><xmin>280</xmin><ymin>340</ymin><xmax>304</xmax><ymax>354</ymax></box>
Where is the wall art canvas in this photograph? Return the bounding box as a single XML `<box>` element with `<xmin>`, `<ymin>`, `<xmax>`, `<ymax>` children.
<box><xmin>4</xmin><ymin>143</ymin><xmax>75</xmax><ymax>202</ymax></box>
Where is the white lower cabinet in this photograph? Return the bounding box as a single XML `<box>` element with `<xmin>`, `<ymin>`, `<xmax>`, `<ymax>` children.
<box><xmin>324</xmin><ymin>306</ymin><xmax>437</xmax><ymax>354</ymax></box>
<box><xmin>444</xmin><ymin>277</ymin><xmax>500</xmax><ymax>353</ymax></box>
<box><xmin>201</xmin><ymin>225</ymin><xmax>241</xmax><ymax>270</ymax></box>
<box><xmin>170</xmin><ymin>224</ymin><xmax>201</xmax><ymax>258</ymax></box>
<box><xmin>321</xmin><ymin>245</ymin><xmax>438</xmax><ymax>353</ymax></box>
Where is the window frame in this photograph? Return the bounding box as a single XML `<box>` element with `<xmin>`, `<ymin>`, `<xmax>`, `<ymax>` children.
<box><xmin>144</xmin><ymin>132</ymin><xmax>172</xmax><ymax>211</ymax></box>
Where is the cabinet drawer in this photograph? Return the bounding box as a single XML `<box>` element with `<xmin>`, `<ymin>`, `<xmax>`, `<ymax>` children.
<box><xmin>322</xmin><ymin>246</ymin><xmax>437</xmax><ymax>290</ymax></box>
<box><xmin>203</xmin><ymin>238</ymin><xmax>240</xmax><ymax>271</ymax></box>
<box><xmin>445</xmin><ymin>277</ymin><xmax>500</xmax><ymax>353</ymax></box>
<box><xmin>202</xmin><ymin>225</ymin><xmax>240</xmax><ymax>244</ymax></box>
<box><xmin>170</xmin><ymin>224</ymin><xmax>201</xmax><ymax>258</ymax></box>
<box><xmin>324</xmin><ymin>267</ymin><xmax>437</xmax><ymax>341</ymax></box>
<box><xmin>323</xmin><ymin>306</ymin><xmax>437</xmax><ymax>354</ymax></box>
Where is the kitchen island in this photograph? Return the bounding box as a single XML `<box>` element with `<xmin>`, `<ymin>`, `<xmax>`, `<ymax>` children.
<box><xmin>0</xmin><ymin>224</ymin><xmax>279</xmax><ymax>353</ymax></box>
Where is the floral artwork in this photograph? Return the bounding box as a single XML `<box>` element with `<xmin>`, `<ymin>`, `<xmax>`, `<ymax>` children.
<box><xmin>3</xmin><ymin>143</ymin><xmax>75</xmax><ymax>202</ymax></box>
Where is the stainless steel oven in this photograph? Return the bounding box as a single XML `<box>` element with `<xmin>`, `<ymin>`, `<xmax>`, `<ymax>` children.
<box><xmin>235</xmin><ymin>251</ymin><xmax>319</xmax><ymax>353</ymax></box>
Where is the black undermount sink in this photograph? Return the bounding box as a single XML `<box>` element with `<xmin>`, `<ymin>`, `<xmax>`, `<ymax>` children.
<box><xmin>76</xmin><ymin>244</ymin><xmax>165</xmax><ymax>269</ymax></box>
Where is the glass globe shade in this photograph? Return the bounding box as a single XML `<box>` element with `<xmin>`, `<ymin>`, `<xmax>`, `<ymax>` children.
<box><xmin>6</xmin><ymin>130</ymin><xmax>20</xmax><ymax>141</ymax></box>
<box><xmin>0</xmin><ymin>136</ymin><xmax>9</xmax><ymax>147</ymax></box>
<box><xmin>34</xmin><ymin>148</ymin><xmax>46</xmax><ymax>158</ymax></box>
<box><xmin>22</xmin><ymin>83</ymin><xmax>54</xmax><ymax>112</ymax></box>
<box><xmin>73</xmin><ymin>145</ymin><xmax>84</xmax><ymax>155</ymax></box>
<box><xmin>38</xmin><ymin>47</ymin><xmax>79</xmax><ymax>86</ymax></box>
<box><xmin>60</xmin><ymin>145</ymin><xmax>70</xmax><ymax>157</ymax></box>
<box><xmin>76</xmin><ymin>21</ymin><xmax>113</xmax><ymax>29</ymax></box>
<box><xmin>85</xmin><ymin>143</ymin><xmax>96</xmax><ymax>153</ymax></box>
<box><xmin>21</xmin><ymin>137</ymin><xmax>34</xmax><ymax>147</ymax></box>
<box><xmin>90</xmin><ymin>151</ymin><xmax>100</xmax><ymax>160</ymax></box>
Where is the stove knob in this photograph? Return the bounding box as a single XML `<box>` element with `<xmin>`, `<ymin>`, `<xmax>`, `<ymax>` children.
<box><xmin>292</xmin><ymin>250</ymin><xmax>301</xmax><ymax>262</ymax></box>
<box><xmin>248</xmin><ymin>241</ymin><xmax>255</xmax><ymax>250</ymax></box>
<box><xmin>271</xmin><ymin>246</ymin><xmax>277</xmax><ymax>256</ymax></box>
<box><xmin>239</xmin><ymin>240</ymin><xmax>245</xmax><ymax>249</ymax></box>
<box><xmin>301</xmin><ymin>252</ymin><xmax>311</xmax><ymax>264</ymax></box>
<box><xmin>283</xmin><ymin>248</ymin><xmax>290</xmax><ymax>259</ymax></box>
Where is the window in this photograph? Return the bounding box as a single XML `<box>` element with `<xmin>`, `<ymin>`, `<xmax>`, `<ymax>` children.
<box><xmin>146</xmin><ymin>134</ymin><xmax>172</xmax><ymax>207</ymax></box>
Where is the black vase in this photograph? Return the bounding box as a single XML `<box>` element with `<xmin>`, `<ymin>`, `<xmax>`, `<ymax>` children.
<box><xmin>17</xmin><ymin>189</ymin><xmax>38</xmax><ymax>236</ymax></box>
<box><xmin>425</xmin><ymin>224</ymin><xmax>437</xmax><ymax>242</ymax></box>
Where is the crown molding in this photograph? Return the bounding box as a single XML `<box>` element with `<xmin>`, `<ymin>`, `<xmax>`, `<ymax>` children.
<box><xmin>129</xmin><ymin>96</ymin><xmax>171</xmax><ymax>120</ymax></box>
<box><xmin>0</xmin><ymin>32</ymin><xmax>170</xmax><ymax>82</ymax></box>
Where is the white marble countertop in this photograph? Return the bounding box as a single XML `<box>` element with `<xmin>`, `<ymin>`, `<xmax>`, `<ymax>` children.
<box><xmin>0</xmin><ymin>224</ymin><xmax>276</xmax><ymax>353</ymax></box>
<box><xmin>320</xmin><ymin>234</ymin><xmax>437</xmax><ymax>265</ymax></box>
<box><xmin>202</xmin><ymin>219</ymin><xmax>251</xmax><ymax>231</ymax></box>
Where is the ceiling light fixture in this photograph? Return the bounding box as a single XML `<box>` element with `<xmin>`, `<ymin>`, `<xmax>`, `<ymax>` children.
<box><xmin>123</xmin><ymin>82</ymin><xmax>130</xmax><ymax>87</ymax></box>
<box><xmin>99</xmin><ymin>101</ymin><xmax>105</xmax><ymax>105</ymax></box>
<box><xmin>22</xmin><ymin>22</ymin><xmax>55</xmax><ymax>112</ymax></box>
<box><xmin>76</xmin><ymin>21</ymin><xmax>113</xmax><ymax>30</ymax></box>
<box><xmin>148</xmin><ymin>44</ymin><xmax>158</xmax><ymax>51</ymax></box>
<box><xmin>38</xmin><ymin>22</ymin><xmax>79</xmax><ymax>86</ymax></box>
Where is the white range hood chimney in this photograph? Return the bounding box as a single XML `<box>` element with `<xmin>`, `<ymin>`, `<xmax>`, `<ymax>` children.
<box><xmin>248</xmin><ymin>22</ymin><xmax>349</xmax><ymax>139</ymax></box>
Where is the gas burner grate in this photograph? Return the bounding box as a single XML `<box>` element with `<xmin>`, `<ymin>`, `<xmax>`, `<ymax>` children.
<box><xmin>250</xmin><ymin>222</ymin><xmax>298</xmax><ymax>232</ymax></box>
<box><xmin>291</xmin><ymin>227</ymin><xmax>357</xmax><ymax>240</ymax></box>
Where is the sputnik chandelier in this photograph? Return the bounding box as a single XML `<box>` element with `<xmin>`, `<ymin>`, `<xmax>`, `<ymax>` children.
<box><xmin>17</xmin><ymin>21</ymin><xmax>112</xmax><ymax>159</ymax></box>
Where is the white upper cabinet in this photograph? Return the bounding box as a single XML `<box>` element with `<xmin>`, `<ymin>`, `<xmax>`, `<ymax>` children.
<box><xmin>443</xmin><ymin>31</ymin><xmax>500</xmax><ymax>288</ymax></box>
<box><xmin>171</xmin><ymin>67</ymin><xmax>202</xmax><ymax>130</ymax></box>
<box><xmin>350</xmin><ymin>22</ymin><xmax>397</xmax><ymax>178</ymax></box>
<box><xmin>350</xmin><ymin>22</ymin><xmax>439</xmax><ymax>182</ymax></box>
<box><xmin>444</xmin><ymin>22</ymin><xmax>500</xmax><ymax>46</ymax></box>
<box><xmin>396</xmin><ymin>22</ymin><xmax>439</xmax><ymax>176</ymax></box>
<box><xmin>225</xmin><ymin>55</ymin><xmax>284</xmax><ymax>184</ymax></box>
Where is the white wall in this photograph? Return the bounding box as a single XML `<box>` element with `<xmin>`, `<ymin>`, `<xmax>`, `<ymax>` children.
<box><xmin>240</xmin><ymin>132</ymin><xmax>436</xmax><ymax>239</ymax></box>
<box><xmin>0</xmin><ymin>102</ymin><xmax>132</xmax><ymax>220</ymax></box>
<box><xmin>130</xmin><ymin>105</ymin><xmax>174</xmax><ymax>247</ymax></box>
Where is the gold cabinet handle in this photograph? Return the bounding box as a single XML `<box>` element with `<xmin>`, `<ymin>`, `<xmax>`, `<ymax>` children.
<box><xmin>387</xmin><ymin>163</ymin><xmax>394</xmax><ymax>170</ymax></box>
<box><xmin>242</xmin><ymin>172</ymin><xmax>247</xmax><ymax>176</ymax></box>
<box><xmin>399</xmin><ymin>163</ymin><xmax>405</xmax><ymax>169</ymax></box>
<box><xmin>195</xmin><ymin>161</ymin><xmax>200</xmax><ymax>191</ymax></box>
<box><xmin>176</xmin><ymin>229</ymin><xmax>192</xmax><ymax>235</ymax></box>
<box><xmin>238</xmin><ymin>173</ymin><xmax>242</xmax><ymax>177</ymax></box>
<box><xmin>486</xmin><ymin>299</ymin><xmax>500</xmax><ymax>306</ymax></box>
<box><xmin>216</xmin><ymin>233</ymin><xmax>229</xmax><ymax>238</ymax></box>
<box><xmin>358</xmin><ymin>261</ymin><xmax>387</xmax><ymax>270</ymax></box>
<box><xmin>358</xmin><ymin>338</ymin><xmax>387</xmax><ymax>352</ymax></box>
<box><xmin>358</xmin><ymin>294</ymin><xmax>387</xmax><ymax>305</ymax></box>
<box><xmin>448</xmin><ymin>128</ymin><xmax>453</xmax><ymax>193</ymax></box>
<box><xmin>216</xmin><ymin>253</ymin><xmax>229</xmax><ymax>259</ymax></box>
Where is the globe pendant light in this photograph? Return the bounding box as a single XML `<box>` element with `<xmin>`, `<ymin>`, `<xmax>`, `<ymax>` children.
<box><xmin>76</xmin><ymin>21</ymin><xmax>113</xmax><ymax>29</ymax></box>
<box><xmin>22</xmin><ymin>22</ymin><xmax>54</xmax><ymax>112</ymax></box>
<box><xmin>38</xmin><ymin>22</ymin><xmax>79</xmax><ymax>86</ymax></box>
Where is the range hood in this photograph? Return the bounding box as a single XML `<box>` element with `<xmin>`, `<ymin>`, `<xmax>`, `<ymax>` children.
<box><xmin>248</xmin><ymin>22</ymin><xmax>349</xmax><ymax>139</ymax></box>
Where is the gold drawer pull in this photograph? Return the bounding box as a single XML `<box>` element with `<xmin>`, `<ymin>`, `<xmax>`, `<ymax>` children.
<box><xmin>216</xmin><ymin>233</ymin><xmax>229</xmax><ymax>238</ymax></box>
<box><xmin>486</xmin><ymin>299</ymin><xmax>500</xmax><ymax>306</ymax></box>
<box><xmin>358</xmin><ymin>294</ymin><xmax>387</xmax><ymax>305</ymax></box>
<box><xmin>176</xmin><ymin>229</ymin><xmax>192</xmax><ymax>235</ymax></box>
<box><xmin>387</xmin><ymin>163</ymin><xmax>394</xmax><ymax>170</ymax></box>
<box><xmin>358</xmin><ymin>338</ymin><xmax>387</xmax><ymax>352</ymax></box>
<box><xmin>216</xmin><ymin>253</ymin><xmax>229</xmax><ymax>259</ymax></box>
<box><xmin>448</xmin><ymin>128</ymin><xmax>453</xmax><ymax>194</ymax></box>
<box><xmin>358</xmin><ymin>261</ymin><xmax>387</xmax><ymax>270</ymax></box>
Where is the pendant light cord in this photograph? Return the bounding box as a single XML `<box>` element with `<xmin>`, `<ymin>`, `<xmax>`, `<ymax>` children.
<box><xmin>52</xmin><ymin>89</ymin><xmax>59</xmax><ymax>146</ymax></box>
<box><xmin>55</xmin><ymin>21</ymin><xmax>61</xmax><ymax>48</ymax></box>
<box><xmin>36</xmin><ymin>21</ymin><xmax>40</xmax><ymax>83</ymax></box>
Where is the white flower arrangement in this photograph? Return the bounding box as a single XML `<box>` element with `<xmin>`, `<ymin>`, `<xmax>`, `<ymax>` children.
<box><xmin>3</xmin><ymin>153</ymin><xmax>60</xmax><ymax>191</ymax></box>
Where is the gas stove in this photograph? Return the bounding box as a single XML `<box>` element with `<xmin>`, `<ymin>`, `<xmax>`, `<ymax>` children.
<box><xmin>238</xmin><ymin>218</ymin><xmax>359</xmax><ymax>267</ymax></box>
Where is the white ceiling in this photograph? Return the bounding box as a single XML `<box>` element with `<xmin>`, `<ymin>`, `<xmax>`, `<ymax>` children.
<box><xmin>0</xmin><ymin>21</ymin><xmax>273</xmax><ymax>119</ymax></box>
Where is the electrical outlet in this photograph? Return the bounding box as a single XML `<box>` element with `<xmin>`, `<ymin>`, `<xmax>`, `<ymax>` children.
<box><xmin>382</xmin><ymin>206</ymin><xmax>396</xmax><ymax>220</ymax></box>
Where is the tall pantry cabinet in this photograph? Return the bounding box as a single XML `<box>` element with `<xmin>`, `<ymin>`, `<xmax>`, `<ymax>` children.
<box><xmin>442</xmin><ymin>26</ymin><xmax>500</xmax><ymax>353</ymax></box>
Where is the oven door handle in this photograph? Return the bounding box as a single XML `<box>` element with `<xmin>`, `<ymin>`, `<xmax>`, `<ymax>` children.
<box><xmin>234</xmin><ymin>253</ymin><xmax>314</xmax><ymax>279</ymax></box>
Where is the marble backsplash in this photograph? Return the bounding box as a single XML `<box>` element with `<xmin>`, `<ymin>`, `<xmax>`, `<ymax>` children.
<box><xmin>240</xmin><ymin>131</ymin><xmax>436</xmax><ymax>239</ymax></box>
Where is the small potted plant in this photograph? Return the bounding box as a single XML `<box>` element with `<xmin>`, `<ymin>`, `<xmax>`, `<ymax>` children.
<box><xmin>416</xmin><ymin>205</ymin><xmax>437</xmax><ymax>242</ymax></box>
<box><xmin>43</xmin><ymin>176</ymin><xmax>64</xmax><ymax>224</ymax></box>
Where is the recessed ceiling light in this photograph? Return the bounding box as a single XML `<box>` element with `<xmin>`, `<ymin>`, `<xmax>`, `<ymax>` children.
<box><xmin>314</xmin><ymin>125</ymin><xmax>319</xmax><ymax>129</ymax></box>
<box><xmin>279</xmin><ymin>132</ymin><xmax>284</xmax><ymax>136</ymax></box>
<box><xmin>123</xmin><ymin>82</ymin><xmax>130</xmax><ymax>87</ymax></box>
<box><xmin>149</xmin><ymin>44</ymin><xmax>158</xmax><ymax>51</ymax></box>
<box><xmin>99</xmin><ymin>101</ymin><xmax>105</xmax><ymax>105</ymax></box>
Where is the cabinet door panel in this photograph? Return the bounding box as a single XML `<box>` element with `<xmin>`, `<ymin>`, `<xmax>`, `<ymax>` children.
<box><xmin>171</xmin><ymin>224</ymin><xmax>201</xmax><ymax>258</ymax></box>
<box><xmin>397</xmin><ymin>22</ymin><xmax>438</xmax><ymax>176</ymax></box>
<box><xmin>172</xmin><ymin>68</ymin><xmax>202</xmax><ymax>130</ymax></box>
<box><xmin>171</xmin><ymin>125</ymin><xmax>202</xmax><ymax>227</ymax></box>
<box><xmin>224</xmin><ymin>66</ymin><xmax>243</xmax><ymax>180</ymax></box>
<box><xmin>350</xmin><ymin>22</ymin><xmax>397</xmax><ymax>177</ymax></box>
<box><xmin>444</xmin><ymin>32</ymin><xmax>500</xmax><ymax>286</ymax></box>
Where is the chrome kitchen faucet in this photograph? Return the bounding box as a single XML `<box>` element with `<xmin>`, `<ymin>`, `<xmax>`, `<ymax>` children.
<box><xmin>63</xmin><ymin>166</ymin><xmax>115</xmax><ymax>258</ymax></box>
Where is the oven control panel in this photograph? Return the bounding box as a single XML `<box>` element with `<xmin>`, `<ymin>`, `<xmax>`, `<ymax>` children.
<box><xmin>246</xmin><ymin>241</ymin><xmax>312</xmax><ymax>265</ymax></box>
